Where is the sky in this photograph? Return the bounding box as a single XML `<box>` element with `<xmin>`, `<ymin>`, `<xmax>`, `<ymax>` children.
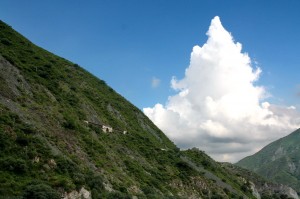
<box><xmin>1</xmin><ymin>0</ymin><xmax>300</xmax><ymax>162</ymax></box>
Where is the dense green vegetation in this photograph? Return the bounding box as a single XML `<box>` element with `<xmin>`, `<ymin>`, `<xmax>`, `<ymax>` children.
<box><xmin>237</xmin><ymin>129</ymin><xmax>300</xmax><ymax>194</ymax></box>
<box><xmin>0</xmin><ymin>19</ymin><xmax>297</xmax><ymax>199</ymax></box>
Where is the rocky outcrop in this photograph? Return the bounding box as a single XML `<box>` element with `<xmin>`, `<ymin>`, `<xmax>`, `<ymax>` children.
<box><xmin>259</xmin><ymin>183</ymin><xmax>299</xmax><ymax>199</ymax></box>
<box><xmin>248</xmin><ymin>180</ymin><xmax>299</xmax><ymax>199</ymax></box>
<box><xmin>63</xmin><ymin>187</ymin><xmax>91</xmax><ymax>199</ymax></box>
<box><xmin>249</xmin><ymin>181</ymin><xmax>261</xmax><ymax>199</ymax></box>
<box><xmin>0</xmin><ymin>54</ymin><xmax>32</xmax><ymax>99</ymax></box>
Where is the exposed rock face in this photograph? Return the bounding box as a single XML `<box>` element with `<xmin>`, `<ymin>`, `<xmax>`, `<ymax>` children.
<box><xmin>272</xmin><ymin>146</ymin><xmax>285</xmax><ymax>161</ymax></box>
<box><xmin>249</xmin><ymin>182</ymin><xmax>261</xmax><ymax>199</ymax></box>
<box><xmin>286</xmin><ymin>187</ymin><xmax>299</xmax><ymax>199</ymax></box>
<box><xmin>259</xmin><ymin>183</ymin><xmax>299</xmax><ymax>199</ymax></box>
<box><xmin>0</xmin><ymin>55</ymin><xmax>32</xmax><ymax>99</ymax></box>
<box><xmin>247</xmin><ymin>180</ymin><xmax>299</xmax><ymax>199</ymax></box>
<box><xmin>63</xmin><ymin>187</ymin><xmax>91</xmax><ymax>199</ymax></box>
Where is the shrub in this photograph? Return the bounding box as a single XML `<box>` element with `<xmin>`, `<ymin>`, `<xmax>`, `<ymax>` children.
<box><xmin>141</xmin><ymin>185</ymin><xmax>155</xmax><ymax>195</ymax></box>
<box><xmin>86</xmin><ymin>174</ymin><xmax>104</xmax><ymax>192</ymax></box>
<box><xmin>118</xmin><ymin>186</ymin><xmax>128</xmax><ymax>193</ymax></box>
<box><xmin>279</xmin><ymin>194</ymin><xmax>290</xmax><ymax>199</ymax></box>
<box><xmin>20</xmin><ymin>123</ymin><xmax>36</xmax><ymax>134</ymax></box>
<box><xmin>211</xmin><ymin>193</ymin><xmax>223</xmax><ymax>199</ymax></box>
<box><xmin>241</xmin><ymin>183</ymin><xmax>250</xmax><ymax>193</ymax></box>
<box><xmin>201</xmin><ymin>159</ymin><xmax>211</xmax><ymax>168</ymax></box>
<box><xmin>23</xmin><ymin>184</ymin><xmax>60</xmax><ymax>199</ymax></box>
<box><xmin>176</xmin><ymin>160</ymin><xmax>196</xmax><ymax>180</ymax></box>
<box><xmin>0</xmin><ymin>157</ymin><xmax>27</xmax><ymax>174</ymax></box>
<box><xmin>1</xmin><ymin>38</ymin><xmax>12</xmax><ymax>46</ymax></box>
<box><xmin>106</xmin><ymin>192</ymin><xmax>131</xmax><ymax>199</ymax></box>
<box><xmin>16</xmin><ymin>135</ymin><xmax>29</xmax><ymax>146</ymax></box>
<box><xmin>51</xmin><ymin>175</ymin><xmax>75</xmax><ymax>191</ymax></box>
<box><xmin>223</xmin><ymin>187</ymin><xmax>229</xmax><ymax>194</ymax></box>
<box><xmin>202</xmin><ymin>189</ymin><xmax>209</xmax><ymax>195</ymax></box>
<box><xmin>62</xmin><ymin>114</ymin><xmax>77</xmax><ymax>130</ymax></box>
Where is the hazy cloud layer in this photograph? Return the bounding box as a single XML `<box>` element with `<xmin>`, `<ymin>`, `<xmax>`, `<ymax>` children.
<box><xmin>151</xmin><ymin>77</ymin><xmax>161</xmax><ymax>88</ymax></box>
<box><xmin>144</xmin><ymin>16</ymin><xmax>300</xmax><ymax>162</ymax></box>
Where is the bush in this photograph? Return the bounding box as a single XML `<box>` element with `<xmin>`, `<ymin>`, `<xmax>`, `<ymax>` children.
<box><xmin>62</xmin><ymin>114</ymin><xmax>77</xmax><ymax>130</ymax></box>
<box><xmin>20</xmin><ymin>123</ymin><xmax>36</xmax><ymax>134</ymax></box>
<box><xmin>85</xmin><ymin>173</ymin><xmax>105</xmax><ymax>196</ymax></box>
<box><xmin>16</xmin><ymin>135</ymin><xmax>29</xmax><ymax>146</ymax></box>
<box><xmin>176</xmin><ymin>160</ymin><xmax>196</xmax><ymax>180</ymax></box>
<box><xmin>1</xmin><ymin>38</ymin><xmax>12</xmax><ymax>46</ymax></box>
<box><xmin>106</xmin><ymin>192</ymin><xmax>131</xmax><ymax>199</ymax></box>
<box><xmin>201</xmin><ymin>159</ymin><xmax>211</xmax><ymax>168</ymax></box>
<box><xmin>0</xmin><ymin>157</ymin><xmax>27</xmax><ymax>174</ymax></box>
<box><xmin>55</xmin><ymin>156</ymin><xmax>77</xmax><ymax>175</ymax></box>
<box><xmin>211</xmin><ymin>193</ymin><xmax>223</xmax><ymax>199</ymax></box>
<box><xmin>23</xmin><ymin>184</ymin><xmax>60</xmax><ymax>199</ymax></box>
<box><xmin>50</xmin><ymin>175</ymin><xmax>75</xmax><ymax>191</ymax></box>
<box><xmin>141</xmin><ymin>185</ymin><xmax>155</xmax><ymax>195</ymax></box>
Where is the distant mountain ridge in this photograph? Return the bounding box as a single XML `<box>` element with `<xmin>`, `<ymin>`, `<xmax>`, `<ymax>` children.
<box><xmin>0</xmin><ymin>19</ymin><xmax>298</xmax><ymax>199</ymax></box>
<box><xmin>237</xmin><ymin>128</ymin><xmax>300</xmax><ymax>194</ymax></box>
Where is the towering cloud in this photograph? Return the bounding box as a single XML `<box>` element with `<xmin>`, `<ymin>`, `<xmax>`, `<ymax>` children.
<box><xmin>144</xmin><ymin>16</ymin><xmax>300</xmax><ymax>162</ymax></box>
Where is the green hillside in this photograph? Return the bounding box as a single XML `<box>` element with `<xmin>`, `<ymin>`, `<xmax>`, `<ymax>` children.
<box><xmin>0</xmin><ymin>19</ymin><xmax>298</xmax><ymax>199</ymax></box>
<box><xmin>237</xmin><ymin>129</ymin><xmax>300</xmax><ymax>194</ymax></box>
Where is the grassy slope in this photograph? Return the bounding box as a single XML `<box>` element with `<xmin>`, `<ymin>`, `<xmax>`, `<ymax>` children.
<box><xmin>0</xmin><ymin>19</ymin><xmax>290</xmax><ymax>199</ymax></box>
<box><xmin>237</xmin><ymin>129</ymin><xmax>300</xmax><ymax>193</ymax></box>
<box><xmin>0</xmin><ymin>19</ymin><xmax>181</xmax><ymax>198</ymax></box>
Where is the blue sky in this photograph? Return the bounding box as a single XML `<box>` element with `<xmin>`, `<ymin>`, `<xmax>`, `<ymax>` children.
<box><xmin>1</xmin><ymin>0</ymin><xmax>299</xmax><ymax>110</ymax></box>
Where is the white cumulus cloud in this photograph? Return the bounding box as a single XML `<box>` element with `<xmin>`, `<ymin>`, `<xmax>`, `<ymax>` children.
<box><xmin>143</xmin><ymin>16</ymin><xmax>300</xmax><ymax>163</ymax></box>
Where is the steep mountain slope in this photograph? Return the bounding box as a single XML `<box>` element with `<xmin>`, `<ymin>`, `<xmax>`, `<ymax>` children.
<box><xmin>0</xmin><ymin>19</ymin><xmax>298</xmax><ymax>199</ymax></box>
<box><xmin>184</xmin><ymin>149</ymin><xmax>299</xmax><ymax>199</ymax></box>
<box><xmin>237</xmin><ymin>129</ymin><xmax>300</xmax><ymax>194</ymax></box>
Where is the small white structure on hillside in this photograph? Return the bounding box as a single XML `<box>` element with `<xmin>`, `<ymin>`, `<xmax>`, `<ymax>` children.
<box><xmin>83</xmin><ymin>120</ymin><xmax>124</xmax><ymax>134</ymax></box>
<box><xmin>102</xmin><ymin>125</ymin><xmax>113</xmax><ymax>133</ymax></box>
<box><xmin>83</xmin><ymin>120</ymin><xmax>89</xmax><ymax>125</ymax></box>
